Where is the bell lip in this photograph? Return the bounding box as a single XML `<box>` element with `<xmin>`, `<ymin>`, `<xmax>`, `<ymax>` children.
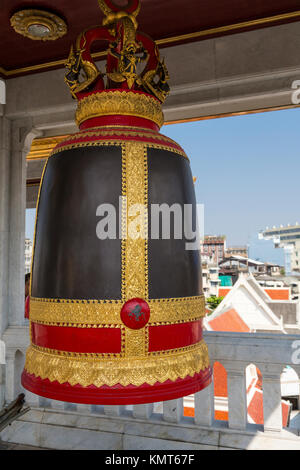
<box><xmin>21</xmin><ymin>367</ymin><xmax>212</xmax><ymax>405</ymax></box>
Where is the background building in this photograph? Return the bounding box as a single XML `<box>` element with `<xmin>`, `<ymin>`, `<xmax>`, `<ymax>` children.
<box><xmin>226</xmin><ymin>246</ymin><xmax>248</xmax><ymax>258</ymax></box>
<box><xmin>201</xmin><ymin>235</ymin><xmax>226</xmax><ymax>264</ymax></box>
<box><xmin>24</xmin><ymin>238</ymin><xmax>32</xmax><ymax>275</ymax></box>
<box><xmin>260</xmin><ymin>224</ymin><xmax>300</xmax><ymax>274</ymax></box>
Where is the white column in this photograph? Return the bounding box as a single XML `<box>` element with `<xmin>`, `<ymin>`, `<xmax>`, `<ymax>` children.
<box><xmin>133</xmin><ymin>404</ymin><xmax>153</xmax><ymax>419</ymax></box>
<box><xmin>0</xmin><ymin>365</ymin><xmax>5</xmax><ymax>408</ymax></box>
<box><xmin>0</xmin><ymin>116</ymin><xmax>11</xmax><ymax>336</ymax></box>
<box><xmin>8</xmin><ymin>122</ymin><xmax>41</xmax><ymax>326</ymax></box>
<box><xmin>76</xmin><ymin>404</ymin><xmax>92</xmax><ymax>414</ymax></box>
<box><xmin>260</xmin><ymin>364</ymin><xmax>283</xmax><ymax>433</ymax></box>
<box><xmin>24</xmin><ymin>390</ymin><xmax>39</xmax><ymax>407</ymax></box>
<box><xmin>194</xmin><ymin>381</ymin><xmax>214</xmax><ymax>427</ymax></box>
<box><xmin>50</xmin><ymin>399</ymin><xmax>65</xmax><ymax>411</ymax></box>
<box><xmin>4</xmin><ymin>352</ymin><xmax>15</xmax><ymax>403</ymax></box>
<box><xmin>223</xmin><ymin>361</ymin><xmax>247</xmax><ymax>430</ymax></box>
<box><xmin>162</xmin><ymin>398</ymin><xmax>183</xmax><ymax>424</ymax></box>
<box><xmin>104</xmin><ymin>405</ymin><xmax>123</xmax><ymax>417</ymax></box>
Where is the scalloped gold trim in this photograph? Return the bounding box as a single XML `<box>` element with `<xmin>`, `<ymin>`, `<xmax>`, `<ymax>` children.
<box><xmin>62</xmin><ymin>128</ymin><xmax>182</xmax><ymax>148</ymax></box>
<box><xmin>75</xmin><ymin>91</ymin><xmax>164</xmax><ymax>128</ymax></box>
<box><xmin>50</xmin><ymin>140</ymin><xmax>188</xmax><ymax>160</ymax></box>
<box><xmin>24</xmin><ymin>340</ymin><xmax>210</xmax><ymax>387</ymax></box>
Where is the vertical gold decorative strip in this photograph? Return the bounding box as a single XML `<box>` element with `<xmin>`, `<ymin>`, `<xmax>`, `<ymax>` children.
<box><xmin>143</xmin><ymin>145</ymin><xmax>149</xmax><ymax>301</ymax></box>
<box><xmin>124</xmin><ymin>329</ymin><xmax>146</xmax><ymax>356</ymax></box>
<box><xmin>122</xmin><ymin>142</ymin><xmax>148</xmax><ymax>357</ymax></box>
<box><xmin>121</xmin><ymin>143</ymin><xmax>127</xmax><ymax>302</ymax></box>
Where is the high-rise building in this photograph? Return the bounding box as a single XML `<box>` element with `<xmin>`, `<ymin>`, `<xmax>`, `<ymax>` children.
<box><xmin>259</xmin><ymin>224</ymin><xmax>300</xmax><ymax>274</ymax></box>
<box><xmin>25</xmin><ymin>238</ymin><xmax>33</xmax><ymax>274</ymax></box>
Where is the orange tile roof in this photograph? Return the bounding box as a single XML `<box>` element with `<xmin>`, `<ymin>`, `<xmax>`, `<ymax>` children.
<box><xmin>248</xmin><ymin>390</ymin><xmax>264</xmax><ymax>425</ymax></box>
<box><xmin>264</xmin><ymin>289</ymin><xmax>290</xmax><ymax>300</ymax></box>
<box><xmin>208</xmin><ymin>308</ymin><xmax>250</xmax><ymax>333</ymax></box>
<box><xmin>248</xmin><ymin>389</ymin><xmax>290</xmax><ymax>427</ymax></box>
<box><xmin>218</xmin><ymin>288</ymin><xmax>231</xmax><ymax>297</ymax></box>
<box><xmin>215</xmin><ymin>410</ymin><xmax>228</xmax><ymax>421</ymax></box>
<box><xmin>214</xmin><ymin>362</ymin><xmax>228</xmax><ymax>398</ymax></box>
<box><xmin>184</xmin><ymin>407</ymin><xmax>194</xmax><ymax>417</ymax></box>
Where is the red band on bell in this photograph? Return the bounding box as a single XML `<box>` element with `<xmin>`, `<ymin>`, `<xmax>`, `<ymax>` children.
<box><xmin>79</xmin><ymin>115</ymin><xmax>160</xmax><ymax>131</ymax></box>
<box><xmin>31</xmin><ymin>323</ymin><xmax>122</xmax><ymax>354</ymax></box>
<box><xmin>148</xmin><ymin>320</ymin><xmax>203</xmax><ymax>352</ymax></box>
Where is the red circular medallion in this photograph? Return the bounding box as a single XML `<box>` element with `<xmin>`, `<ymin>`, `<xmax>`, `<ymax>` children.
<box><xmin>120</xmin><ymin>298</ymin><xmax>150</xmax><ymax>330</ymax></box>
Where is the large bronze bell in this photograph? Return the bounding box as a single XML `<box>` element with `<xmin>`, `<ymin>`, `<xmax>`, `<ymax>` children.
<box><xmin>22</xmin><ymin>0</ymin><xmax>212</xmax><ymax>404</ymax></box>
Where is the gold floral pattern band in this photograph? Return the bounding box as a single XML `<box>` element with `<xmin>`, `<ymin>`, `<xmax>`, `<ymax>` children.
<box><xmin>24</xmin><ymin>340</ymin><xmax>210</xmax><ymax>387</ymax></box>
<box><xmin>75</xmin><ymin>91</ymin><xmax>165</xmax><ymax>128</ymax></box>
<box><xmin>29</xmin><ymin>295</ymin><xmax>206</xmax><ymax>327</ymax></box>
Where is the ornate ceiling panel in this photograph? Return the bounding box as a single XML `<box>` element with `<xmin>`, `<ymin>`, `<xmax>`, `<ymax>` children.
<box><xmin>1</xmin><ymin>0</ymin><xmax>300</xmax><ymax>77</ymax></box>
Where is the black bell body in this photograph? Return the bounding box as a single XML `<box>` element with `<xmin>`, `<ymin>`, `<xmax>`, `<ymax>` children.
<box><xmin>22</xmin><ymin>90</ymin><xmax>212</xmax><ymax>404</ymax></box>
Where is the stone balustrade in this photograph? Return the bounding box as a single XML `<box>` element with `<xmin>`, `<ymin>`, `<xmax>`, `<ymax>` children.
<box><xmin>1</xmin><ymin>328</ymin><xmax>300</xmax><ymax>449</ymax></box>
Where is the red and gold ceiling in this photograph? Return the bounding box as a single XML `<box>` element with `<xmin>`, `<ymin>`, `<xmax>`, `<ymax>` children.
<box><xmin>2</xmin><ymin>0</ymin><xmax>300</xmax><ymax>78</ymax></box>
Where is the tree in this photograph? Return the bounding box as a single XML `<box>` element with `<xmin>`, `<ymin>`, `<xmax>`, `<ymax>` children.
<box><xmin>206</xmin><ymin>296</ymin><xmax>224</xmax><ymax>312</ymax></box>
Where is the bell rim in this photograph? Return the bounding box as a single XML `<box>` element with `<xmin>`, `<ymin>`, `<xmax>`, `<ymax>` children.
<box><xmin>22</xmin><ymin>367</ymin><xmax>212</xmax><ymax>405</ymax></box>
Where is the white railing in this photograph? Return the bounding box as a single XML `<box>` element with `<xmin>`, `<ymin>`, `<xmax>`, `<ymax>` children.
<box><xmin>1</xmin><ymin>329</ymin><xmax>300</xmax><ymax>449</ymax></box>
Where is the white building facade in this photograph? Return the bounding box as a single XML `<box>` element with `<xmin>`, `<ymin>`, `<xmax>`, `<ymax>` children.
<box><xmin>24</xmin><ymin>239</ymin><xmax>32</xmax><ymax>275</ymax></box>
<box><xmin>260</xmin><ymin>225</ymin><xmax>300</xmax><ymax>274</ymax></box>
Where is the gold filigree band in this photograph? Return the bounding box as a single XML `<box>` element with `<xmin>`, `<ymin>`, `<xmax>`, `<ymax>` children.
<box><xmin>29</xmin><ymin>295</ymin><xmax>205</xmax><ymax>327</ymax></box>
<box><xmin>50</xmin><ymin>140</ymin><xmax>188</xmax><ymax>160</ymax></box>
<box><xmin>24</xmin><ymin>340</ymin><xmax>209</xmax><ymax>387</ymax></box>
<box><xmin>61</xmin><ymin>128</ymin><xmax>183</xmax><ymax>150</ymax></box>
<box><xmin>75</xmin><ymin>91</ymin><xmax>164</xmax><ymax>128</ymax></box>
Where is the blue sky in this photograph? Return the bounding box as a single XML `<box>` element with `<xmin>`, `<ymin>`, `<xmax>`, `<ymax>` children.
<box><xmin>162</xmin><ymin>108</ymin><xmax>300</xmax><ymax>263</ymax></box>
<box><xmin>26</xmin><ymin>107</ymin><xmax>300</xmax><ymax>265</ymax></box>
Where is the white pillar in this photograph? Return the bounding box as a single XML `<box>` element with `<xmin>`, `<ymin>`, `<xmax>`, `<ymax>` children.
<box><xmin>162</xmin><ymin>398</ymin><xmax>183</xmax><ymax>424</ymax></box>
<box><xmin>0</xmin><ymin>364</ymin><xmax>5</xmax><ymax>408</ymax></box>
<box><xmin>24</xmin><ymin>390</ymin><xmax>39</xmax><ymax>407</ymax></box>
<box><xmin>194</xmin><ymin>381</ymin><xmax>214</xmax><ymax>427</ymax></box>
<box><xmin>0</xmin><ymin>116</ymin><xmax>11</xmax><ymax>336</ymax></box>
<box><xmin>76</xmin><ymin>404</ymin><xmax>92</xmax><ymax>414</ymax></box>
<box><xmin>8</xmin><ymin>122</ymin><xmax>41</xmax><ymax>326</ymax></box>
<box><xmin>133</xmin><ymin>404</ymin><xmax>153</xmax><ymax>419</ymax></box>
<box><xmin>260</xmin><ymin>364</ymin><xmax>283</xmax><ymax>433</ymax></box>
<box><xmin>104</xmin><ymin>405</ymin><xmax>123</xmax><ymax>417</ymax></box>
<box><xmin>4</xmin><ymin>352</ymin><xmax>15</xmax><ymax>403</ymax></box>
<box><xmin>223</xmin><ymin>361</ymin><xmax>247</xmax><ymax>430</ymax></box>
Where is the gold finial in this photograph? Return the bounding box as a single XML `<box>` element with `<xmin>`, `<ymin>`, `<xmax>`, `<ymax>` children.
<box><xmin>98</xmin><ymin>0</ymin><xmax>141</xmax><ymax>18</ymax></box>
